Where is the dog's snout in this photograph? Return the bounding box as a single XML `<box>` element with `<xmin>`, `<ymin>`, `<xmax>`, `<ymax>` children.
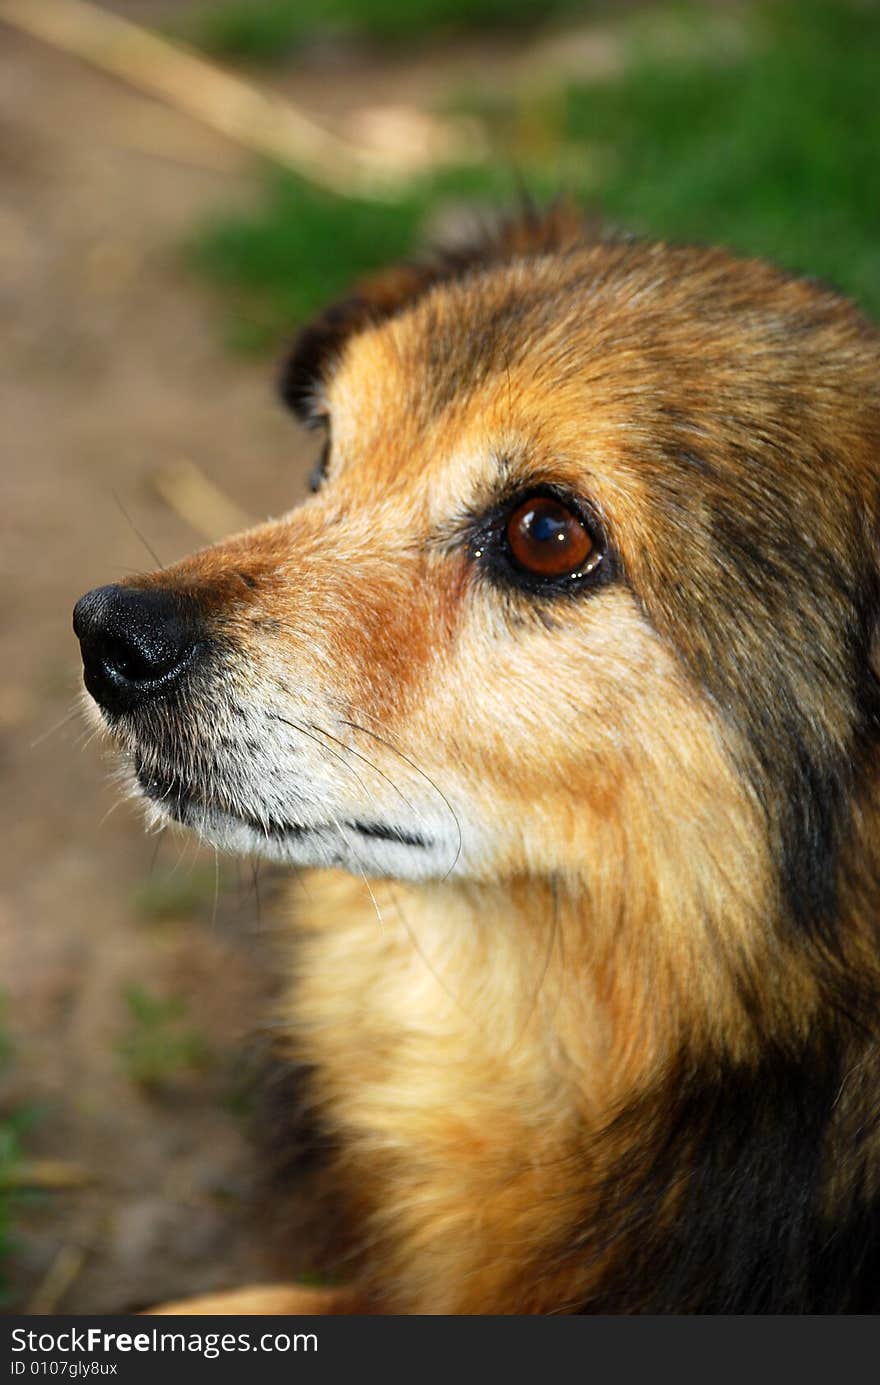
<box><xmin>73</xmin><ymin>584</ymin><xmax>200</xmax><ymax>715</ymax></box>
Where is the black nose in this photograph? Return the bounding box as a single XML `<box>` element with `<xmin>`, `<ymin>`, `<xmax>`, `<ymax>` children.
<box><xmin>73</xmin><ymin>584</ymin><xmax>199</xmax><ymax>715</ymax></box>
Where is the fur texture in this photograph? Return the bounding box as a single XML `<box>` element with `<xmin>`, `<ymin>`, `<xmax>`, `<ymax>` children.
<box><xmin>79</xmin><ymin>211</ymin><xmax>880</xmax><ymax>1313</ymax></box>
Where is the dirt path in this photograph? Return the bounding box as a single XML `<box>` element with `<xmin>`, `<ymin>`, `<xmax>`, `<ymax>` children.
<box><xmin>0</xmin><ymin>26</ymin><xmax>317</xmax><ymax>1311</ymax></box>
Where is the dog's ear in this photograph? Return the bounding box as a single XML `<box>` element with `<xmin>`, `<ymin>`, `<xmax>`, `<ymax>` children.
<box><xmin>278</xmin><ymin>201</ymin><xmax>585</xmax><ymax>422</ymax></box>
<box><xmin>278</xmin><ymin>264</ymin><xmax>443</xmax><ymax>422</ymax></box>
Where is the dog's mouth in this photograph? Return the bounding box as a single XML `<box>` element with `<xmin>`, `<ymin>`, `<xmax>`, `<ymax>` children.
<box><xmin>134</xmin><ymin>758</ymin><xmax>430</xmax><ymax>850</ymax></box>
<box><xmin>136</xmin><ymin>760</ymin><xmax>308</xmax><ymax>839</ymax></box>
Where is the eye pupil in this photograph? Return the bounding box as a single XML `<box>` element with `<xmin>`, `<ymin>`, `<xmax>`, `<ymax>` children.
<box><xmin>531</xmin><ymin>512</ymin><xmax>567</xmax><ymax>544</ymax></box>
<box><xmin>507</xmin><ymin>496</ymin><xmax>594</xmax><ymax>578</ymax></box>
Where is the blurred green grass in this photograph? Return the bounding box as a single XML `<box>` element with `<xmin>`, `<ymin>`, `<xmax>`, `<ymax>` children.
<box><xmin>191</xmin><ymin>180</ymin><xmax>429</xmax><ymax>352</ymax></box>
<box><xmin>133</xmin><ymin>864</ymin><xmax>226</xmax><ymax>925</ymax></box>
<box><xmin>188</xmin><ymin>0</ymin><xmax>590</xmax><ymax>62</ymax></box>
<box><xmin>117</xmin><ymin>986</ymin><xmax>211</xmax><ymax>1093</ymax></box>
<box><xmin>558</xmin><ymin>0</ymin><xmax>880</xmax><ymax>312</ymax></box>
<box><xmin>189</xmin><ymin>165</ymin><xmax>530</xmax><ymax>352</ymax></box>
<box><xmin>189</xmin><ymin>0</ymin><xmax>880</xmax><ymax>350</ymax></box>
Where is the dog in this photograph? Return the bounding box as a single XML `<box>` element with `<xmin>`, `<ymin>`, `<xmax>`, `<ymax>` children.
<box><xmin>74</xmin><ymin>207</ymin><xmax>880</xmax><ymax>1313</ymax></box>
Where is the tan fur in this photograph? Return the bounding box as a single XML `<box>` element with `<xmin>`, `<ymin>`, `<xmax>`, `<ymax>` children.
<box><xmin>146</xmin><ymin>1285</ymin><xmax>345</xmax><ymax>1316</ymax></box>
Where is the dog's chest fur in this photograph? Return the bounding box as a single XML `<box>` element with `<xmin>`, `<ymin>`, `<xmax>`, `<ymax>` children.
<box><xmin>279</xmin><ymin>869</ymin><xmax>609</xmax><ymax>1313</ymax></box>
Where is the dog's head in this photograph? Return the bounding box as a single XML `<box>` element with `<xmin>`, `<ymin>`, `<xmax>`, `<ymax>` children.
<box><xmin>74</xmin><ymin>211</ymin><xmax>880</xmax><ymax>959</ymax></box>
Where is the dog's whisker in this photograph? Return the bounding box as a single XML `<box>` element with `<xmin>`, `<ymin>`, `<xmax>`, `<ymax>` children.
<box><xmin>353</xmin><ymin>861</ymin><xmax>385</xmax><ymax>932</ymax></box>
<box><xmin>250</xmin><ymin>859</ymin><xmax>263</xmax><ymax>931</ymax></box>
<box><xmin>384</xmin><ymin>879</ymin><xmax>474</xmax><ymax>1020</ymax></box>
<box><xmin>504</xmin><ymin>879</ymin><xmax>562</xmax><ymax>1059</ymax></box>
<box><xmin>148</xmin><ymin>833</ymin><xmax>163</xmax><ymax>878</ymax></box>
<box><xmin>97</xmin><ymin>797</ymin><xmax>125</xmax><ymax>829</ymax></box>
<box><xmin>269</xmin><ymin>712</ymin><xmax>376</xmax><ymax>809</ymax></box>
<box><xmin>211</xmin><ymin>845</ymin><xmax>221</xmax><ymax>932</ymax></box>
<box><xmin>306</xmin><ymin>720</ymin><xmax>419</xmax><ymax>818</ymax></box>
<box><xmin>165</xmin><ymin>829</ymin><xmax>195</xmax><ymax>880</ymax></box>
<box><xmin>111</xmin><ymin>489</ymin><xmax>164</xmax><ymax>568</ymax></box>
<box><xmin>29</xmin><ymin>703</ymin><xmax>82</xmax><ymax>750</ymax></box>
<box><xmin>76</xmin><ymin>724</ymin><xmax>104</xmax><ymax>753</ymax></box>
<box><xmin>332</xmin><ymin>817</ymin><xmax>385</xmax><ymax>931</ymax></box>
<box><xmin>341</xmin><ymin>719</ymin><xmax>463</xmax><ymax>877</ymax></box>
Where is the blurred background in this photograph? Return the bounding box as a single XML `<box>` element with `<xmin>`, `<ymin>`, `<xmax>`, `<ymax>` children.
<box><xmin>1</xmin><ymin>0</ymin><xmax>878</xmax><ymax>1313</ymax></box>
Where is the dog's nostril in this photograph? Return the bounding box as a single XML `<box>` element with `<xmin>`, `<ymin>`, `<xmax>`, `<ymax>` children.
<box><xmin>73</xmin><ymin>584</ymin><xmax>201</xmax><ymax>715</ymax></box>
<box><xmin>100</xmin><ymin>632</ymin><xmax>177</xmax><ymax>683</ymax></box>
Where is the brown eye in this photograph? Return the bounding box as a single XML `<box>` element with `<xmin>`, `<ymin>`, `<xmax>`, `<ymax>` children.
<box><xmin>506</xmin><ymin>496</ymin><xmax>594</xmax><ymax>578</ymax></box>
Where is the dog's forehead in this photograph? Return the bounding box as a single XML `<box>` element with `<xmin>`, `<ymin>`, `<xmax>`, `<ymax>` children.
<box><xmin>323</xmin><ymin>254</ymin><xmax>659</xmax><ymax>502</ymax></box>
<box><xmin>326</xmin><ymin>245</ymin><xmax>705</xmax><ymax>412</ymax></box>
<box><xmin>321</xmin><ymin>241</ymin><xmax>879</xmax><ymax>525</ymax></box>
<box><xmin>327</xmin><ymin>267</ymin><xmax>565</xmax><ymax>429</ymax></box>
<box><xmin>326</xmin><ymin>249</ymin><xmax>735</xmax><ymax>427</ymax></box>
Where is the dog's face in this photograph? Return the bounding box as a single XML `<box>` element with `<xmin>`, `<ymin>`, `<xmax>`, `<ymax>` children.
<box><xmin>74</xmin><ymin>221</ymin><xmax>880</xmax><ymax>944</ymax></box>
